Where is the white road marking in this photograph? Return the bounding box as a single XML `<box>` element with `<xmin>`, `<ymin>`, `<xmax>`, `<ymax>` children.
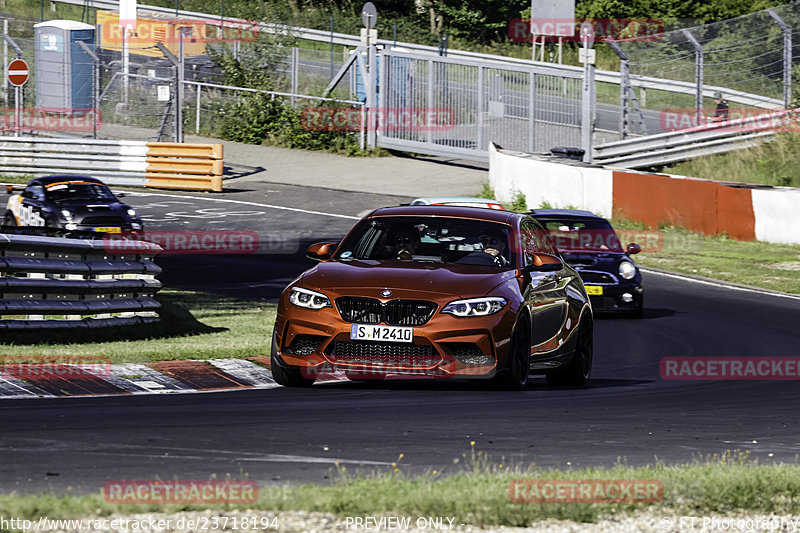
<box><xmin>641</xmin><ymin>267</ymin><xmax>800</xmax><ymax>301</ymax></box>
<box><xmin>129</xmin><ymin>191</ymin><xmax>360</xmax><ymax>220</ymax></box>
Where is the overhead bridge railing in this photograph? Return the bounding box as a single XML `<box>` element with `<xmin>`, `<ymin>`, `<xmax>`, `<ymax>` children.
<box><xmin>0</xmin><ymin>229</ymin><xmax>162</xmax><ymax>329</ymax></box>
<box><xmin>592</xmin><ymin>110</ymin><xmax>793</xmax><ymax>169</ymax></box>
<box><xmin>0</xmin><ymin>137</ymin><xmax>224</xmax><ymax>192</ymax></box>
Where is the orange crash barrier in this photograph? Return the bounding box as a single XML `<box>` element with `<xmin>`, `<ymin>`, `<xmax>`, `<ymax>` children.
<box><xmin>144</xmin><ymin>142</ymin><xmax>224</xmax><ymax>192</ymax></box>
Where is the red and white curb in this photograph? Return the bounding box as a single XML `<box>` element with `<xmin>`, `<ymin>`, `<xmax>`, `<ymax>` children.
<box><xmin>0</xmin><ymin>358</ymin><xmax>283</xmax><ymax>399</ymax></box>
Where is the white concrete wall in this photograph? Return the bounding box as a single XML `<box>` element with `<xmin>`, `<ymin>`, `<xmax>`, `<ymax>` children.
<box><xmin>488</xmin><ymin>143</ymin><xmax>613</xmax><ymax>217</ymax></box>
<box><xmin>752</xmin><ymin>187</ymin><xmax>800</xmax><ymax>245</ymax></box>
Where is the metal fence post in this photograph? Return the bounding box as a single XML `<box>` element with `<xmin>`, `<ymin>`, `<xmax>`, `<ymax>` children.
<box><xmin>195</xmin><ymin>83</ymin><xmax>201</xmax><ymax>134</ymax></box>
<box><xmin>177</xmin><ymin>32</ymin><xmax>184</xmax><ymax>142</ymax></box>
<box><xmin>528</xmin><ymin>70</ymin><xmax>535</xmax><ymax>152</ymax></box>
<box><xmin>3</xmin><ymin>19</ymin><xmax>8</xmax><ymax>98</ymax></box>
<box><xmin>291</xmin><ymin>46</ymin><xmax>298</xmax><ymax>106</ymax></box>
<box><xmin>681</xmin><ymin>29</ymin><xmax>703</xmax><ymax>120</ymax></box>
<box><xmin>426</xmin><ymin>58</ymin><xmax>434</xmax><ymax>145</ymax></box>
<box><xmin>77</xmin><ymin>40</ymin><xmax>100</xmax><ymax>139</ymax></box>
<box><xmin>476</xmin><ymin>65</ymin><xmax>484</xmax><ymax>152</ymax></box>
<box><xmin>366</xmin><ymin>40</ymin><xmax>377</xmax><ymax>149</ymax></box>
<box><xmin>768</xmin><ymin>9</ymin><xmax>792</xmax><ymax>107</ymax></box>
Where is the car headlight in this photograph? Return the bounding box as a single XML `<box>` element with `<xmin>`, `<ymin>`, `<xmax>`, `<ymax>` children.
<box><xmin>441</xmin><ymin>297</ymin><xmax>507</xmax><ymax>317</ymax></box>
<box><xmin>619</xmin><ymin>260</ymin><xmax>637</xmax><ymax>280</ymax></box>
<box><xmin>127</xmin><ymin>208</ymin><xmax>137</xmax><ymax>218</ymax></box>
<box><xmin>61</xmin><ymin>209</ymin><xmax>72</xmax><ymax>219</ymax></box>
<box><xmin>289</xmin><ymin>287</ymin><xmax>331</xmax><ymax>310</ymax></box>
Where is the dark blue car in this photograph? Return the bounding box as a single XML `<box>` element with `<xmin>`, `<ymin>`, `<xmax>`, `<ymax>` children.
<box><xmin>529</xmin><ymin>209</ymin><xmax>643</xmax><ymax>318</ymax></box>
<box><xmin>5</xmin><ymin>175</ymin><xmax>143</xmax><ymax>233</ymax></box>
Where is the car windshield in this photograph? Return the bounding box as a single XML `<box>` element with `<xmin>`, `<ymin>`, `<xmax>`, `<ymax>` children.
<box><xmin>45</xmin><ymin>182</ymin><xmax>117</xmax><ymax>202</ymax></box>
<box><xmin>539</xmin><ymin>218</ymin><xmax>623</xmax><ymax>252</ymax></box>
<box><xmin>335</xmin><ymin>216</ymin><xmax>515</xmax><ymax>268</ymax></box>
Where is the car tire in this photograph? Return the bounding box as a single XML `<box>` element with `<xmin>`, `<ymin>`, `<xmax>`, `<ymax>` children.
<box><xmin>546</xmin><ymin>313</ymin><xmax>593</xmax><ymax>386</ymax></box>
<box><xmin>501</xmin><ymin>316</ymin><xmax>531</xmax><ymax>390</ymax></box>
<box><xmin>270</xmin><ymin>330</ymin><xmax>315</xmax><ymax>387</ymax></box>
<box><xmin>4</xmin><ymin>212</ymin><xmax>16</xmax><ymax>226</ymax></box>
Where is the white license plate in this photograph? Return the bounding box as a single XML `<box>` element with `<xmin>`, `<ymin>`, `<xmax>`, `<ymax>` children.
<box><xmin>350</xmin><ymin>324</ymin><xmax>413</xmax><ymax>343</ymax></box>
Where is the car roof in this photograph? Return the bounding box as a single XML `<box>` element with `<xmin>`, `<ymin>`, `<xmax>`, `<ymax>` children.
<box><xmin>529</xmin><ymin>208</ymin><xmax>602</xmax><ymax>219</ymax></box>
<box><xmin>411</xmin><ymin>196</ymin><xmax>502</xmax><ymax>205</ymax></box>
<box><xmin>32</xmin><ymin>175</ymin><xmax>105</xmax><ymax>186</ymax></box>
<box><xmin>369</xmin><ymin>205</ymin><xmax>522</xmax><ymax>224</ymax></box>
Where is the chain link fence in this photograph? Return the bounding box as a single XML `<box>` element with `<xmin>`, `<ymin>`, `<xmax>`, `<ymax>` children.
<box><xmin>0</xmin><ymin>12</ymin><xmax>363</xmax><ymax>143</ymax></box>
<box><xmin>610</xmin><ymin>2</ymin><xmax>800</xmax><ymax>137</ymax></box>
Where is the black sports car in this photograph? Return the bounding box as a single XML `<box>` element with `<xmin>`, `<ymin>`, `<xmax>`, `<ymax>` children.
<box><xmin>4</xmin><ymin>175</ymin><xmax>143</xmax><ymax>233</ymax></box>
<box><xmin>529</xmin><ymin>209</ymin><xmax>643</xmax><ymax>318</ymax></box>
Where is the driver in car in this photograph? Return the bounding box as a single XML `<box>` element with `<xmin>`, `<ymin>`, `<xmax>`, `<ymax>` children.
<box><xmin>393</xmin><ymin>227</ymin><xmax>420</xmax><ymax>261</ymax></box>
<box><xmin>480</xmin><ymin>232</ymin><xmax>509</xmax><ymax>266</ymax></box>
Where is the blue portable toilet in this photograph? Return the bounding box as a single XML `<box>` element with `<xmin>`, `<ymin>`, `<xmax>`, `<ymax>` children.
<box><xmin>34</xmin><ymin>20</ymin><xmax>96</xmax><ymax>110</ymax></box>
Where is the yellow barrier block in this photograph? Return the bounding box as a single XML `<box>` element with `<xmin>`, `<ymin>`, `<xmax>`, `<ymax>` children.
<box><xmin>146</xmin><ymin>158</ymin><xmax>223</xmax><ymax>175</ymax></box>
<box><xmin>145</xmin><ymin>173</ymin><xmax>223</xmax><ymax>192</ymax></box>
<box><xmin>146</xmin><ymin>142</ymin><xmax>224</xmax><ymax>159</ymax></box>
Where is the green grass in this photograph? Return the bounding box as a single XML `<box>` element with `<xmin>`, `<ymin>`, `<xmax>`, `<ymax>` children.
<box><xmin>626</xmin><ymin>225</ymin><xmax>800</xmax><ymax>294</ymax></box>
<box><xmin>2</xmin><ymin>450</ymin><xmax>800</xmax><ymax>527</ymax></box>
<box><xmin>0</xmin><ymin>290</ymin><xmax>275</xmax><ymax>363</ymax></box>
<box><xmin>658</xmin><ymin>131</ymin><xmax>800</xmax><ymax>188</ymax></box>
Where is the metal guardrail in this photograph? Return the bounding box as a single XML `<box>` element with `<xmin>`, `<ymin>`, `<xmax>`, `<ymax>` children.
<box><xmin>0</xmin><ymin>136</ymin><xmax>224</xmax><ymax>191</ymax></box>
<box><xmin>0</xmin><ymin>229</ymin><xmax>162</xmax><ymax>328</ymax></box>
<box><xmin>592</xmin><ymin>110</ymin><xmax>789</xmax><ymax>168</ymax></box>
<box><xmin>52</xmin><ymin>0</ymin><xmax>783</xmax><ymax>110</ymax></box>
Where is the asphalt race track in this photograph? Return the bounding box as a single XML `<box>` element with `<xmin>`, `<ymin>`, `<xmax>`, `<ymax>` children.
<box><xmin>0</xmin><ymin>184</ymin><xmax>798</xmax><ymax>495</ymax></box>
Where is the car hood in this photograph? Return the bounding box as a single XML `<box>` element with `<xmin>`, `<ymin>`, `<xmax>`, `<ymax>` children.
<box><xmin>58</xmin><ymin>200</ymin><xmax>126</xmax><ymax>211</ymax></box>
<box><xmin>300</xmin><ymin>260</ymin><xmax>516</xmax><ymax>299</ymax></box>
<box><xmin>561</xmin><ymin>251</ymin><xmax>626</xmax><ymax>267</ymax></box>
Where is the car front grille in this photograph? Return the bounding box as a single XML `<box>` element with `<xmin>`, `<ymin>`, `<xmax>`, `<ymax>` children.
<box><xmin>591</xmin><ymin>296</ymin><xmax>620</xmax><ymax>310</ymax></box>
<box><xmin>329</xmin><ymin>340</ymin><xmax>439</xmax><ymax>367</ymax></box>
<box><xmin>579</xmin><ymin>271</ymin><xmax>614</xmax><ymax>284</ymax></box>
<box><xmin>80</xmin><ymin>216</ymin><xmax>127</xmax><ymax>227</ymax></box>
<box><xmin>336</xmin><ymin>297</ymin><xmax>437</xmax><ymax>326</ymax></box>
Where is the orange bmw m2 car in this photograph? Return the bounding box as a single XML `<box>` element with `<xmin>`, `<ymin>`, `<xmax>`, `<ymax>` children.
<box><xmin>271</xmin><ymin>206</ymin><xmax>593</xmax><ymax>388</ymax></box>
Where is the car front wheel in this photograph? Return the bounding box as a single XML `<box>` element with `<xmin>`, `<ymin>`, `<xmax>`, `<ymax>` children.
<box><xmin>546</xmin><ymin>313</ymin><xmax>593</xmax><ymax>386</ymax></box>
<box><xmin>501</xmin><ymin>316</ymin><xmax>531</xmax><ymax>390</ymax></box>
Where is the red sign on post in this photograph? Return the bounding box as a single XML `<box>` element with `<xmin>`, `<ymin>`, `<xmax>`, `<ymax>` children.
<box><xmin>7</xmin><ymin>59</ymin><xmax>29</xmax><ymax>86</ymax></box>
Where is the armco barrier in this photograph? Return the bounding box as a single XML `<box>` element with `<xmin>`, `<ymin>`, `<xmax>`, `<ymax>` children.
<box><xmin>0</xmin><ymin>229</ymin><xmax>162</xmax><ymax>328</ymax></box>
<box><xmin>0</xmin><ymin>137</ymin><xmax>223</xmax><ymax>192</ymax></box>
<box><xmin>488</xmin><ymin>142</ymin><xmax>800</xmax><ymax>245</ymax></box>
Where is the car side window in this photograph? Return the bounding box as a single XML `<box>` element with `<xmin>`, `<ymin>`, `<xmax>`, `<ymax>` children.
<box><xmin>23</xmin><ymin>185</ymin><xmax>44</xmax><ymax>201</ymax></box>
<box><xmin>520</xmin><ymin>218</ymin><xmax>559</xmax><ymax>266</ymax></box>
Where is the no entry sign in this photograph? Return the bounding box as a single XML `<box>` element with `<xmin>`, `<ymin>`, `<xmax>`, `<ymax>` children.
<box><xmin>7</xmin><ymin>59</ymin><xmax>29</xmax><ymax>86</ymax></box>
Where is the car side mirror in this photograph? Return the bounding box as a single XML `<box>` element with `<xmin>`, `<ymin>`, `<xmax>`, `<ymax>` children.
<box><xmin>626</xmin><ymin>243</ymin><xmax>642</xmax><ymax>255</ymax></box>
<box><xmin>524</xmin><ymin>252</ymin><xmax>563</xmax><ymax>272</ymax></box>
<box><xmin>115</xmin><ymin>192</ymin><xmax>126</xmax><ymax>198</ymax></box>
<box><xmin>306</xmin><ymin>241</ymin><xmax>339</xmax><ymax>261</ymax></box>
